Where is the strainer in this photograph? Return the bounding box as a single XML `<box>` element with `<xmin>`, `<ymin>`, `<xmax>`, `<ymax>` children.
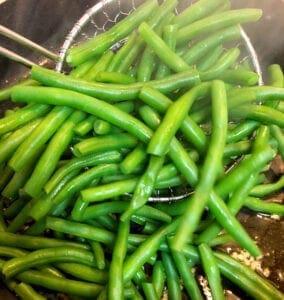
<box><xmin>1</xmin><ymin>0</ymin><xmax>263</xmax><ymax>202</ymax></box>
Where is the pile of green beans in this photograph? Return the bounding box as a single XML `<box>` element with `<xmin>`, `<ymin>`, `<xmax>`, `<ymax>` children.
<box><xmin>0</xmin><ymin>0</ymin><xmax>283</xmax><ymax>299</ymax></box>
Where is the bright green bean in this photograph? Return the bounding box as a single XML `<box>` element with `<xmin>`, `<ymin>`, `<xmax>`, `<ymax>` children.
<box><xmin>74</xmin><ymin>115</ymin><xmax>96</xmax><ymax>136</ymax></box>
<box><xmin>199</xmin><ymin>243</ymin><xmax>225</xmax><ymax>300</ymax></box>
<box><xmin>182</xmin><ymin>26</ymin><xmax>241</xmax><ymax>65</ymax></box>
<box><xmin>244</xmin><ymin>197</ymin><xmax>284</xmax><ymax>215</ymax></box>
<box><xmin>8</xmin><ymin>105</ymin><xmax>73</xmax><ymax>172</ymax></box>
<box><xmin>24</xmin><ymin>110</ymin><xmax>86</xmax><ymax>198</ymax></box>
<box><xmin>73</xmin><ymin>133</ymin><xmax>138</xmax><ymax>157</ymax></box>
<box><xmin>152</xmin><ymin>260</ymin><xmax>166</xmax><ymax>299</ymax></box>
<box><xmin>66</xmin><ymin>0</ymin><xmax>158</xmax><ymax>66</ymax></box>
<box><xmin>45</xmin><ymin>217</ymin><xmax>115</xmax><ymax>246</ymax></box>
<box><xmin>177</xmin><ymin>9</ymin><xmax>262</xmax><ymax>44</ymax></box>
<box><xmin>108</xmin><ymin>220</ymin><xmax>130</xmax><ymax>300</ymax></box>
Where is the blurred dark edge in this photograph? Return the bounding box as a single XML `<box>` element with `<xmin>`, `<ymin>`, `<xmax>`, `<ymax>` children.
<box><xmin>0</xmin><ymin>0</ymin><xmax>283</xmax><ymax>299</ymax></box>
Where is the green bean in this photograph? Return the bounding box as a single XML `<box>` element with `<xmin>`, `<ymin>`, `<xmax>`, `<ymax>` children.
<box><xmin>89</xmin><ymin>241</ymin><xmax>105</xmax><ymax>270</ymax></box>
<box><xmin>223</xmin><ymin>140</ymin><xmax>251</xmax><ymax>158</ymax></box>
<box><xmin>230</xmin><ymin>104</ymin><xmax>284</xmax><ymax>127</ymax></box>
<box><xmin>82</xmin><ymin>201</ymin><xmax>171</xmax><ymax>224</ymax></box>
<box><xmin>0</xmin><ymin>118</ymin><xmax>41</xmax><ymax>165</ymax></box>
<box><xmin>170</xmin><ymin>250</ymin><xmax>203</xmax><ymax>300</ymax></box>
<box><xmin>121</xmin><ymin>155</ymin><xmax>165</xmax><ymax>221</ymax></box>
<box><xmin>17</xmin><ymin>269</ymin><xmax>103</xmax><ymax>298</ymax></box>
<box><xmin>138</xmin><ymin>22</ymin><xmax>191</xmax><ymax>73</ymax></box>
<box><xmin>2</xmin><ymin>246</ymin><xmax>97</xmax><ymax>278</ymax></box>
<box><xmin>198</xmin><ymin>243</ymin><xmax>225</xmax><ymax>300</ymax></box>
<box><xmin>174</xmin><ymin>0</ymin><xmax>228</xmax><ymax>28</ymax></box>
<box><xmin>108</xmin><ymin>220</ymin><xmax>130</xmax><ymax>300</ymax></box>
<box><xmin>161</xmin><ymin>251</ymin><xmax>182</xmax><ymax>300</ymax></box>
<box><xmin>226</xmin><ymin>120</ymin><xmax>259</xmax><ymax>143</ymax></box>
<box><xmin>139</xmin><ymin>86</ymin><xmax>207</xmax><ymax>153</ymax></box>
<box><xmin>45</xmin><ymin>217</ymin><xmax>115</xmax><ymax>246</ymax></box>
<box><xmin>199</xmin><ymin>47</ymin><xmax>240</xmax><ymax>81</ymax></box>
<box><xmin>83</xmin><ymin>50</ymin><xmax>114</xmax><ymax>81</ymax></box>
<box><xmin>120</xmin><ymin>144</ymin><xmax>147</xmax><ymax>175</ymax></box>
<box><xmin>173</xmin><ymin>80</ymin><xmax>228</xmax><ymax>251</ymax></box>
<box><xmin>28</xmin><ymin>66</ymin><xmax>200</xmax><ymax>102</ymax></box>
<box><xmin>0</xmin><ymin>79</ymin><xmax>39</xmax><ymax>102</ymax></box>
<box><xmin>244</xmin><ymin>197</ymin><xmax>284</xmax><ymax>215</ymax></box>
<box><xmin>147</xmin><ymin>82</ymin><xmax>210</xmax><ymax>156</ymax></box>
<box><xmin>69</xmin><ymin>57</ymin><xmax>98</xmax><ymax>79</ymax></box>
<box><xmin>8</xmin><ymin>106</ymin><xmax>73</xmax><ymax>172</ymax></box>
<box><xmin>56</xmin><ymin>262</ymin><xmax>108</xmax><ymax>284</ymax></box>
<box><xmin>71</xmin><ymin>196</ymin><xmax>90</xmax><ymax>221</ymax></box>
<box><xmin>220</xmin><ymin>69</ymin><xmax>259</xmax><ymax>86</ymax></box>
<box><xmin>73</xmin><ymin>133</ymin><xmax>138</xmax><ymax>157</ymax></box>
<box><xmin>66</xmin><ymin>0</ymin><xmax>158</xmax><ymax>66</ymax></box>
<box><xmin>152</xmin><ymin>260</ymin><xmax>166</xmax><ymax>299</ymax></box>
<box><xmin>270</xmin><ymin>125</ymin><xmax>284</xmax><ymax>158</ymax></box>
<box><xmin>250</xmin><ymin>175</ymin><xmax>284</xmax><ymax>197</ymax></box>
<box><xmin>0</xmin><ymin>231</ymin><xmax>89</xmax><ymax>252</ymax></box>
<box><xmin>182</xmin><ymin>26</ymin><xmax>241</xmax><ymax>65</ymax></box>
<box><xmin>44</xmin><ymin>150</ymin><xmax>121</xmax><ymax>194</ymax></box>
<box><xmin>12</xmin><ymin>85</ymin><xmax>154</xmax><ymax>143</ymax></box>
<box><xmin>74</xmin><ymin>115</ymin><xmax>96</xmax><ymax>136</ymax></box>
<box><xmin>3</xmin><ymin>198</ymin><xmax>26</xmax><ymax>220</ymax></box>
<box><xmin>154</xmin><ymin>24</ymin><xmax>177</xmax><ymax>79</ymax></box>
<box><xmin>24</xmin><ymin>110</ymin><xmax>86</xmax><ymax>198</ymax></box>
<box><xmin>0</xmin><ymin>103</ymin><xmax>50</xmax><ymax>136</ymax></box>
<box><xmin>177</xmin><ymin>9</ymin><xmax>262</xmax><ymax>44</ymax></box>
<box><xmin>6</xmin><ymin>280</ymin><xmax>45</xmax><ymax>300</ymax></box>
<box><xmin>197</xmin><ymin>45</ymin><xmax>223</xmax><ymax>71</ymax></box>
<box><xmin>31</xmin><ymin>164</ymin><xmax>119</xmax><ymax>221</ymax></box>
<box><xmin>215</xmin><ymin>251</ymin><xmax>284</xmax><ymax>300</ymax></box>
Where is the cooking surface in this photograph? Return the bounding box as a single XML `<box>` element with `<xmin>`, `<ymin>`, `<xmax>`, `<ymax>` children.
<box><xmin>0</xmin><ymin>0</ymin><xmax>283</xmax><ymax>298</ymax></box>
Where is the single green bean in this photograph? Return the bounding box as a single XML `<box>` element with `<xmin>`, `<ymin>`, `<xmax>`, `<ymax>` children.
<box><xmin>226</xmin><ymin>120</ymin><xmax>259</xmax><ymax>143</ymax></box>
<box><xmin>244</xmin><ymin>197</ymin><xmax>284</xmax><ymax>215</ymax></box>
<box><xmin>56</xmin><ymin>262</ymin><xmax>108</xmax><ymax>284</ymax></box>
<box><xmin>17</xmin><ymin>269</ymin><xmax>103</xmax><ymax>298</ymax></box>
<box><xmin>161</xmin><ymin>251</ymin><xmax>182</xmax><ymax>300</ymax></box>
<box><xmin>250</xmin><ymin>175</ymin><xmax>284</xmax><ymax>197</ymax></box>
<box><xmin>219</xmin><ymin>69</ymin><xmax>259</xmax><ymax>86</ymax></box>
<box><xmin>108</xmin><ymin>220</ymin><xmax>130</xmax><ymax>300</ymax></box>
<box><xmin>2</xmin><ymin>246</ymin><xmax>97</xmax><ymax>278</ymax></box>
<box><xmin>66</xmin><ymin>0</ymin><xmax>158</xmax><ymax>66</ymax></box>
<box><xmin>152</xmin><ymin>260</ymin><xmax>166</xmax><ymax>299</ymax></box>
<box><xmin>82</xmin><ymin>201</ymin><xmax>172</xmax><ymax>224</ymax></box>
<box><xmin>198</xmin><ymin>243</ymin><xmax>225</xmax><ymax>300</ymax></box>
<box><xmin>121</xmin><ymin>155</ymin><xmax>165</xmax><ymax>221</ymax></box>
<box><xmin>120</xmin><ymin>144</ymin><xmax>147</xmax><ymax>175</ymax></box>
<box><xmin>45</xmin><ymin>217</ymin><xmax>115</xmax><ymax>246</ymax></box>
<box><xmin>89</xmin><ymin>241</ymin><xmax>105</xmax><ymax>270</ymax></box>
<box><xmin>69</xmin><ymin>56</ymin><xmax>98</xmax><ymax>78</ymax></box>
<box><xmin>73</xmin><ymin>133</ymin><xmax>138</xmax><ymax>157</ymax></box>
<box><xmin>74</xmin><ymin>115</ymin><xmax>96</xmax><ymax>136</ymax></box>
<box><xmin>138</xmin><ymin>22</ymin><xmax>191</xmax><ymax>73</ymax></box>
<box><xmin>0</xmin><ymin>231</ymin><xmax>89</xmax><ymax>251</ymax></box>
<box><xmin>270</xmin><ymin>125</ymin><xmax>284</xmax><ymax>158</ymax></box>
<box><xmin>230</xmin><ymin>104</ymin><xmax>284</xmax><ymax>127</ymax></box>
<box><xmin>173</xmin><ymin>0</ymin><xmax>227</xmax><ymax>28</ymax></box>
<box><xmin>177</xmin><ymin>9</ymin><xmax>262</xmax><ymax>44</ymax></box>
<box><xmin>170</xmin><ymin>250</ymin><xmax>203</xmax><ymax>300</ymax></box>
<box><xmin>6</xmin><ymin>280</ymin><xmax>45</xmax><ymax>300</ymax></box>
